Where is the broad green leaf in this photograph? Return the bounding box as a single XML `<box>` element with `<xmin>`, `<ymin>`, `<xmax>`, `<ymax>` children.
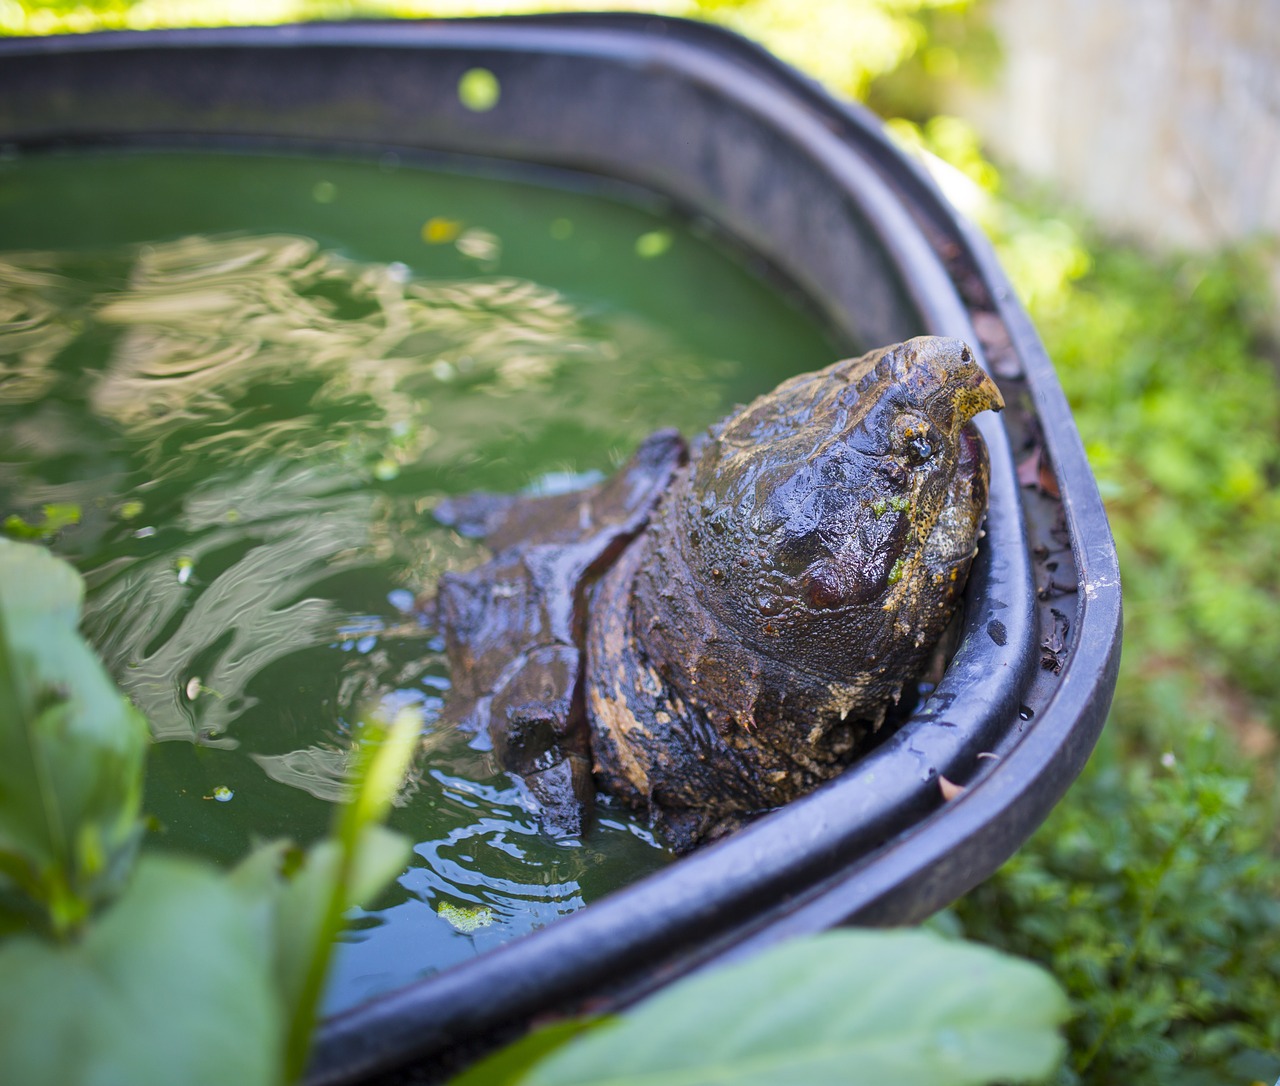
<box><xmin>0</xmin><ymin>541</ymin><xmax>148</xmax><ymax>932</ymax></box>
<box><xmin>240</xmin><ymin>826</ymin><xmax>410</xmax><ymax>1013</ymax></box>
<box><xmin>0</xmin><ymin>855</ymin><xmax>282</xmax><ymax>1086</ymax></box>
<box><xmin>236</xmin><ymin>826</ymin><xmax>410</xmax><ymax>1081</ymax></box>
<box><xmin>522</xmin><ymin>929</ymin><xmax>1068</xmax><ymax>1086</ymax></box>
<box><xmin>343</xmin><ymin>706</ymin><xmax>423</xmax><ymax>844</ymax></box>
<box><xmin>449</xmin><ymin>1017</ymin><xmax>614</xmax><ymax>1086</ymax></box>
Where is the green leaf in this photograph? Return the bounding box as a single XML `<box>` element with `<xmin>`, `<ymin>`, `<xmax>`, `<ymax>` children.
<box><xmin>449</xmin><ymin>1017</ymin><xmax>613</xmax><ymax>1086</ymax></box>
<box><xmin>521</xmin><ymin>929</ymin><xmax>1068</xmax><ymax>1086</ymax></box>
<box><xmin>343</xmin><ymin>706</ymin><xmax>423</xmax><ymax>841</ymax></box>
<box><xmin>0</xmin><ymin>855</ymin><xmax>282</xmax><ymax>1086</ymax></box>
<box><xmin>233</xmin><ymin>826</ymin><xmax>410</xmax><ymax>1082</ymax></box>
<box><xmin>0</xmin><ymin>541</ymin><xmax>148</xmax><ymax>934</ymax></box>
<box><xmin>267</xmin><ymin>826</ymin><xmax>411</xmax><ymax>1013</ymax></box>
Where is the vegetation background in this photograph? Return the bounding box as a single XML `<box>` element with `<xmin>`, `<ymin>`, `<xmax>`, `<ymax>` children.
<box><xmin>4</xmin><ymin>1</ymin><xmax>1279</xmax><ymax>1083</ymax></box>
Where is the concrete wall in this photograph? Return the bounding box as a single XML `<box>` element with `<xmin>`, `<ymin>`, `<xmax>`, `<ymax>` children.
<box><xmin>959</xmin><ymin>0</ymin><xmax>1280</xmax><ymax>270</ymax></box>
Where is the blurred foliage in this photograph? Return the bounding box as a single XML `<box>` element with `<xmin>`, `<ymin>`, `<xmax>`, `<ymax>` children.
<box><xmin>2</xmin><ymin>0</ymin><xmax>972</xmax><ymax>102</ymax></box>
<box><xmin>954</xmin><ymin>729</ymin><xmax>1280</xmax><ymax>1086</ymax></box>
<box><xmin>7</xmin><ymin>1</ymin><xmax>1280</xmax><ymax>1083</ymax></box>
<box><xmin>951</xmin><ymin>193</ymin><xmax>1280</xmax><ymax>1086</ymax></box>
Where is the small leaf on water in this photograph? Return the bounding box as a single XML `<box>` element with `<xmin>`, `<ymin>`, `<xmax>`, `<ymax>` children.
<box><xmin>422</xmin><ymin>217</ymin><xmax>464</xmax><ymax>244</ymax></box>
<box><xmin>521</xmin><ymin>929</ymin><xmax>1067</xmax><ymax>1086</ymax></box>
<box><xmin>437</xmin><ymin>900</ymin><xmax>494</xmax><ymax>933</ymax></box>
<box><xmin>635</xmin><ymin>230</ymin><xmax>673</xmax><ymax>259</ymax></box>
<box><xmin>2</xmin><ymin>504</ymin><xmax>80</xmax><ymax>541</ymax></box>
<box><xmin>458</xmin><ymin>68</ymin><xmax>501</xmax><ymax>112</ymax></box>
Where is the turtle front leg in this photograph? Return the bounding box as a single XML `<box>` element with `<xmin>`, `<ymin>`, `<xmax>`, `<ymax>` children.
<box><xmin>487</xmin><ymin>643</ymin><xmax>594</xmax><ymax>838</ymax></box>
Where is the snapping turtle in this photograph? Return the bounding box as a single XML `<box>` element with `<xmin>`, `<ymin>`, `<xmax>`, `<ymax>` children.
<box><xmin>429</xmin><ymin>336</ymin><xmax>1004</xmax><ymax>852</ymax></box>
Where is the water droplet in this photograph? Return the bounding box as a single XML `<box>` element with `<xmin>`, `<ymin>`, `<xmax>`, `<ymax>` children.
<box><xmin>312</xmin><ymin>180</ymin><xmax>336</xmax><ymax>204</ymax></box>
<box><xmin>175</xmin><ymin>556</ymin><xmax>194</xmax><ymax>584</ymax></box>
<box><xmin>1019</xmin><ymin>704</ymin><xmax>1034</xmax><ymax>720</ymax></box>
<box><xmin>209</xmin><ymin>786</ymin><xmax>234</xmax><ymax>803</ymax></box>
<box><xmin>373</xmin><ymin>458</ymin><xmax>400</xmax><ymax>481</ymax></box>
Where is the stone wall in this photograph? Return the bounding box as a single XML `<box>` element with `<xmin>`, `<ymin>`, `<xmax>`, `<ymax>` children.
<box><xmin>958</xmin><ymin>0</ymin><xmax>1280</xmax><ymax>295</ymax></box>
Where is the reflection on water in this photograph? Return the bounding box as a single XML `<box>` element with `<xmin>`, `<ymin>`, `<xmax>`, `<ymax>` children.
<box><xmin>0</xmin><ymin>132</ymin><xmax>840</xmax><ymax>1007</ymax></box>
<box><xmin>0</xmin><ymin>226</ymin><xmax>750</xmax><ymax>1009</ymax></box>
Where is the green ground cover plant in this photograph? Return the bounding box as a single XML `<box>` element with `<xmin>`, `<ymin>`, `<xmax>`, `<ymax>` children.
<box><xmin>952</xmin><ymin>229</ymin><xmax>1280</xmax><ymax>1086</ymax></box>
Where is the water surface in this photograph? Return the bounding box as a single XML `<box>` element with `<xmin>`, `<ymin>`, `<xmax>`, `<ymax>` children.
<box><xmin>0</xmin><ymin>149</ymin><xmax>841</xmax><ymax>1010</ymax></box>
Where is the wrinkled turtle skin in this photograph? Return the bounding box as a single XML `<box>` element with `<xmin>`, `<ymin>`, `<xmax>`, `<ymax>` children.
<box><xmin>429</xmin><ymin>336</ymin><xmax>1004</xmax><ymax>852</ymax></box>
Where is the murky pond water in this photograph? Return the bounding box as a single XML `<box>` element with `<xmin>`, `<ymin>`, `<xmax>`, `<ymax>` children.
<box><xmin>0</xmin><ymin>149</ymin><xmax>840</xmax><ymax>1010</ymax></box>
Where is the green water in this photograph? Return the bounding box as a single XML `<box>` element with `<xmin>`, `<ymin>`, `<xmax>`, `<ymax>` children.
<box><xmin>0</xmin><ymin>149</ymin><xmax>841</xmax><ymax>1011</ymax></box>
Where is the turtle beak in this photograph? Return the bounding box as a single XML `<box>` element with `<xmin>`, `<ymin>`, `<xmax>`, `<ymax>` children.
<box><xmin>927</xmin><ymin>344</ymin><xmax>1004</xmax><ymax>434</ymax></box>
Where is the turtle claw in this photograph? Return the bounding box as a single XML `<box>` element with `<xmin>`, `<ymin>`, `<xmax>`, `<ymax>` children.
<box><xmin>523</xmin><ymin>754</ymin><xmax>595</xmax><ymax>839</ymax></box>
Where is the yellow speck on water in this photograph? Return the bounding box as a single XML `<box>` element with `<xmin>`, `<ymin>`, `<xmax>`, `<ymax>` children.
<box><xmin>458</xmin><ymin>67</ymin><xmax>500</xmax><ymax>112</ymax></box>
<box><xmin>373</xmin><ymin>458</ymin><xmax>400</xmax><ymax>481</ymax></box>
<box><xmin>119</xmin><ymin>499</ymin><xmax>144</xmax><ymax>520</ymax></box>
<box><xmin>422</xmin><ymin>217</ymin><xmax>463</xmax><ymax>244</ymax></box>
<box><xmin>312</xmin><ymin>180</ymin><xmax>337</xmax><ymax>204</ymax></box>
<box><xmin>437</xmin><ymin>901</ymin><xmax>494</xmax><ymax>933</ymax></box>
<box><xmin>635</xmin><ymin>230</ymin><xmax>673</xmax><ymax>258</ymax></box>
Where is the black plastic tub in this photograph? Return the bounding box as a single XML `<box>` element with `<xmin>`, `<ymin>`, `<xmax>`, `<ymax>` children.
<box><xmin>0</xmin><ymin>15</ymin><xmax>1121</xmax><ymax>1084</ymax></box>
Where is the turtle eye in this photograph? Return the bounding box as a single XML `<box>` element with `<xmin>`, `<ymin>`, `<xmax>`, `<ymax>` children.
<box><xmin>909</xmin><ymin>435</ymin><xmax>934</xmax><ymax>461</ymax></box>
<box><xmin>891</xmin><ymin>414</ymin><xmax>938</xmax><ymax>464</ymax></box>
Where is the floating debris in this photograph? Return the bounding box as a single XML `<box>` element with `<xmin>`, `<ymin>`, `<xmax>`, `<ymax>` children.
<box><xmin>456</xmin><ymin>227</ymin><xmax>501</xmax><ymax>267</ymax></box>
<box><xmin>421</xmin><ymin>217</ymin><xmax>463</xmax><ymax>245</ymax></box>
<box><xmin>457</xmin><ymin>67</ymin><xmax>500</xmax><ymax>112</ymax></box>
<box><xmin>635</xmin><ymin>229</ymin><xmax>673</xmax><ymax>259</ymax></box>
<box><xmin>437</xmin><ymin>900</ymin><xmax>494</xmax><ymax>933</ymax></box>
<box><xmin>206</xmin><ymin>786</ymin><xmax>234</xmax><ymax>803</ymax></box>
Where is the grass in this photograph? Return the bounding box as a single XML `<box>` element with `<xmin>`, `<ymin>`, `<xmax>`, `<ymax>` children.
<box><xmin>952</xmin><ymin>224</ymin><xmax>1280</xmax><ymax>1086</ymax></box>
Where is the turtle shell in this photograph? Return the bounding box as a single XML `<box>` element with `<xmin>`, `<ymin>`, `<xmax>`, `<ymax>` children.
<box><xmin>432</xmin><ymin>336</ymin><xmax>1002</xmax><ymax>851</ymax></box>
